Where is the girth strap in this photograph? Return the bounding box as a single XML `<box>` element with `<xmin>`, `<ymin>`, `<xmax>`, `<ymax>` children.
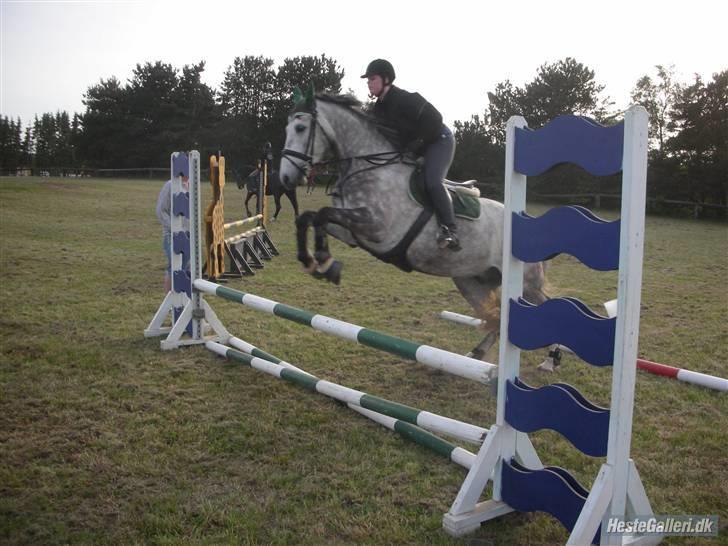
<box><xmin>366</xmin><ymin>207</ymin><xmax>434</xmax><ymax>272</ymax></box>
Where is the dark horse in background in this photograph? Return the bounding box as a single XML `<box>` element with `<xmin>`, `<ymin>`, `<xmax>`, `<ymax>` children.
<box><xmin>238</xmin><ymin>168</ymin><xmax>300</xmax><ymax>221</ymax></box>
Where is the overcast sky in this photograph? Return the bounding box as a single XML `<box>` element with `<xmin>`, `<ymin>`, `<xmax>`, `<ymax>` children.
<box><xmin>1</xmin><ymin>0</ymin><xmax>726</xmax><ymax>127</ymax></box>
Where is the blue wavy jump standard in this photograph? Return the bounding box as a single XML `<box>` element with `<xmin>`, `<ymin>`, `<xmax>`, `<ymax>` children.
<box><xmin>512</xmin><ymin>206</ymin><xmax>620</xmax><ymax>271</ymax></box>
<box><xmin>514</xmin><ymin>115</ymin><xmax>624</xmax><ymax>177</ymax></box>
<box><xmin>508</xmin><ymin>297</ymin><xmax>616</xmax><ymax>366</ymax></box>
<box><xmin>501</xmin><ymin>459</ymin><xmax>601</xmax><ymax>545</ymax></box>
<box><xmin>505</xmin><ymin>378</ymin><xmax>609</xmax><ymax>457</ymax></box>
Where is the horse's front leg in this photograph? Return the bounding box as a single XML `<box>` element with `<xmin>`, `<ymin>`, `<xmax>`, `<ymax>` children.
<box><xmin>310</xmin><ymin>207</ymin><xmax>374</xmax><ymax>285</ymax></box>
<box><xmin>272</xmin><ymin>193</ymin><xmax>282</xmax><ymax>221</ymax></box>
<box><xmin>288</xmin><ymin>190</ymin><xmax>300</xmax><ymax>218</ymax></box>
<box><xmin>311</xmin><ymin>218</ymin><xmax>342</xmax><ymax>284</ymax></box>
<box><xmin>295</xmin><ymin>210</ymin><xmax>337</xmax><ymax>282</ymax></box>
<box><xmin>295</xmin><ymin>211</ymin><xmax>317</xmax><ymax>274</ymax></box>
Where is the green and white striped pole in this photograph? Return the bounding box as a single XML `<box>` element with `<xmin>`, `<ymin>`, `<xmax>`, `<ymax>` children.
<box><xmin>348</xmin><ymin>405</ymin><xmax>475</xmax><ymax>470</ymax></box>
<box><xmin>195</xmin><ymin>279</ymin><xmax>496</xmax><ymax>385</ymax></box>
<box><xmin>206</xmin><ymin>341</ymin><xmax>488</xmax><ymax>445</ymax></box>
<box><xmin>206</xmin><ymin>341</ymin><xmax>477</xmax><ymax>469</ymax></box>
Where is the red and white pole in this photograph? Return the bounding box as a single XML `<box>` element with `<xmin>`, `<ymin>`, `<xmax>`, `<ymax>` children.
<box><xmin>439</xmin><ymin>303</ymin><xmax>728</xmax><ymax>392</ymax></box>
<box><xmin>606</xmin><ymin>300</ymin><xmax>727</xmax><ymax>392</ymax></box>
<box><xmin>636</xmin><ymin>358</ymin><xmax>728</xmax><ymax>392</ymax></box>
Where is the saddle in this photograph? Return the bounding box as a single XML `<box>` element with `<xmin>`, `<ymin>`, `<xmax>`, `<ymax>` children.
<box><xmin>408</xmin><ymin>170</ymin><xmax>481</xmax><ymax>220</ymax></box>
<box><xmin>444</xmin><ymin>178</ymin><xmax>480</xmax><ymax>197</ymax></box>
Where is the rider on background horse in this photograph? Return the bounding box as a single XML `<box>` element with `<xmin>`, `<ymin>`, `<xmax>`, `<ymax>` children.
<box><xmin>362</xmin><ymin>59</ymin><xmax>461</xmax><ymax>251</ymax></box>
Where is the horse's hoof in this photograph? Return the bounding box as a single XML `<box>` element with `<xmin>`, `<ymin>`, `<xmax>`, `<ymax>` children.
<box><xmin>325</xmin><ymin>260</ymin><xmax>343</xmax><ymax>285</ymax></box>
<box><xmin>466</xmin><ymin>350</ymin><xmax>485</xmax><ymax>360</ymax></box>
<box><xmin>537</xmin><ymin>358</ymin><xmax>555</xmax><ymax>372</ymax></box>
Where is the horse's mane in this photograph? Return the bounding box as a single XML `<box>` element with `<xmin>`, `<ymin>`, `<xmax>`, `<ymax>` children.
<box><xmin>296</xmin><ymin>93</ymin><xmax>401</xmax><ymax>146</ymax></box>
<box><xmin>315</xmin><ymin>93</ymin><xmax>363</xmax><ymax>109</ymax></box>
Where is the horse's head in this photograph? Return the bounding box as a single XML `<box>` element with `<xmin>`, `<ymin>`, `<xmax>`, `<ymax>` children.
<box><xmin>280</xmin><ymin>101</ymin><xmax>332</xmax><ymax>191</ymax></box>
<box><xmin>281</xmin><ymin>92</ymin><xmax>392</xmax><ymax>190</ymax></box>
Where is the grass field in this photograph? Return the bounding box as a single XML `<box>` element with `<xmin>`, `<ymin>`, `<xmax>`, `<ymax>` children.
<box><xmin>1</xmin><ymin>176</ymin><xmax>726</xmax><ymax>545</ymax></box>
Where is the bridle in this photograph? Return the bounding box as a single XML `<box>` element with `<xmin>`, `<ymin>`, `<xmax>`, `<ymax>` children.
<box><xmin>281</xmin><ymin>100</ymin><xmax>413</xmax><ymax>188</ymax></box>
<box><xmin>281</xmin><ymin>107</ymin><xmax>321</xmax><ymax>177</ymax></box>
<box><xmin>282</xmin><ymin>101</ymin><xmax>341</xmax><ymax>178</ymax></box>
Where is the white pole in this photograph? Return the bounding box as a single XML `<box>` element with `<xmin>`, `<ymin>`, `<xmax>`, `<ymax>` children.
<box><xmin>440</xmin><ymin>311</ymin><xmax>484</xmax><ymax>328</ymax></box>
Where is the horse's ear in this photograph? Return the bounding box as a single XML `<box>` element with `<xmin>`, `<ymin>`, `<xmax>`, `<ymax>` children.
<box><xmin>292</xmin><ymin>86</ymin><xmax>304</xmax><ymax>107</ymax></box>
<box><xmin>305</xmin><ymin>82</ymin><xmax>316</xmax><ymax>107</ymax></box>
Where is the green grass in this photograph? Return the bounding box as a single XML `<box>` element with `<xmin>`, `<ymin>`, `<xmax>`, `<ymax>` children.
<box><xmin>1</xmin><ymin>176</ymin><xmax>726</xmax><ymax>545</ymax></box>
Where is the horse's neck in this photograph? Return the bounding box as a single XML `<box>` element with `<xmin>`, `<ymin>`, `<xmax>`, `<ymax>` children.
<box><xmin>319</xmin><ymin>102</ymin><xmax>395</xmax><ymax>159</ymax></box>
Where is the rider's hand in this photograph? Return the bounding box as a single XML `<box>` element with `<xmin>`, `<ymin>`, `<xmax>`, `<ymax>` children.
<box><xmin>405</xmin><ymin>139</ymin><xmax>425</xmax><ymax>154</ymax></box>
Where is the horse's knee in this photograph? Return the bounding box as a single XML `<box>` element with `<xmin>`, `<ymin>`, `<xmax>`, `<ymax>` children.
<box><xmin>296</xmin><ymin>211</ymin><xmax>316</xmax><ymax>230</ymax></box>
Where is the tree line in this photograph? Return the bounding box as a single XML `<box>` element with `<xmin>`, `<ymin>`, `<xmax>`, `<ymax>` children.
<box><xmin>450</xmin><ymin>60</ymin><xmax>726</xmax><ymax>217</ymax></box>
<box><xmin>0</xmin><ymin>55</ymin><xmax>725</xmax><ymax>216</ymax></box>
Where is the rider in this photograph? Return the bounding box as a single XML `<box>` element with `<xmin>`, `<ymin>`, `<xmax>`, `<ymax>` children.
<box><xmin>362</xmin><ymin>59</ymin><xmax>461</xmax><ymax>251</ymax></box>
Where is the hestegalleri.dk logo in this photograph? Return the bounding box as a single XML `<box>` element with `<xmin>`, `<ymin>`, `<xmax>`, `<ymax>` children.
<box><xmin>603</xmin><ymin>515</ymin><xmax>719</xmax><ymax>537</ymax></box>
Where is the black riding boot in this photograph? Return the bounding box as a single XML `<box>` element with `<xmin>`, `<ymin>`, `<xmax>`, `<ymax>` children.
<box><xmin>428</xmin><ymin>182</ymin><xmax>461</xmax><ymax>251</ymax></box>
<box><xmin>437</xmin><ymin>224</ymin><xmax>461</xmax><ymax>251</ymax></box>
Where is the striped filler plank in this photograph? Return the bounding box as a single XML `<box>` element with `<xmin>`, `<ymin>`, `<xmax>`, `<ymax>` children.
<box><xmin>224</xmin><ymin>227</ymin><xmax>263</xmax><ymax>245</ymax></box>
<box><xmin>194</xmin><ymin>279</ymin><xmax>496</xmax><ymax>384</ymax></box>
<box><xmin>207</xmin><ymin>341</ymin><xmax>488</xmax><ymax>445</ymax></box>
<box><xmin>224</xmin><ymin>214</ymin><xmax>263</xmax><ymax>230</ymax></box>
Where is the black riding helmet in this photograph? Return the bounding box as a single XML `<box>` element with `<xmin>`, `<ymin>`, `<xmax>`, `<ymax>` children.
<box><xmin>361</xmin><ymin>59</ymin><xmax>396</xmax><ymax>84</ymax></box>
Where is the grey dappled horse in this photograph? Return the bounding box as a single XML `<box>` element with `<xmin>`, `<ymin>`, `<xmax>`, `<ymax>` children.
<box><xmin>279</xmin><ymin>94</ymin><xmax>557</xmax><ymax>365</ymax></box>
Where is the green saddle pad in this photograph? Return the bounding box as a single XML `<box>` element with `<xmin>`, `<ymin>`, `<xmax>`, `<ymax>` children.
<box><xmin>408</xmin><ymin>170</ymin><xmax>480</xmax><ymax>220</ymax></box>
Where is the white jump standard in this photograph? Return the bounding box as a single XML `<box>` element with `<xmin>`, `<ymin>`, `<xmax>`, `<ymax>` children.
<box><xmin>442</xmin><ymin>107</ymin><xmax>659</xmax><ymax>544</ymax></box>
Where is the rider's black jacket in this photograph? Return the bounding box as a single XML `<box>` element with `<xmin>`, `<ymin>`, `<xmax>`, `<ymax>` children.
<box><xmin>372</xmin><ymin>86</ymin><xmax>444</xmax><ymax>154</ymax></box>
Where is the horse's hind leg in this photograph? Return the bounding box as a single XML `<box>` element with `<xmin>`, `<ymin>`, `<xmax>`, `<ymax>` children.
<box><xmin>452</xmin><ymin>272</ymin><xmax>502</xmax><ymax>361</ymax></box>
<box><xmin>523</xmin><ymin>261</ymin><xmax>562</xmax><ymax>371</ymax></box>
<box><xmin>244</xmin><ymin>191</ymin><xmax>255</xmax><ymax>217</ymax></box>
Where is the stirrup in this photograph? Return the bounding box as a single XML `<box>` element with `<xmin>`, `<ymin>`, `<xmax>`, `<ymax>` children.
<box><xmin>437</xmin><ymin>226</ymin><xmax>462</xmax><ymax>251</ymax></box>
